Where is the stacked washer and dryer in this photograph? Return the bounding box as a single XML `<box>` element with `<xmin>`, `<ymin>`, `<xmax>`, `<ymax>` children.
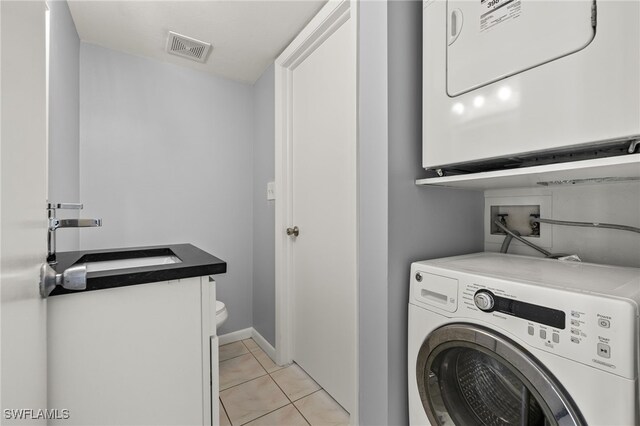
<box><xmin>412</xmin><ymin>0</ymin><xmax>640</xmax><ymax>424</ymax></box>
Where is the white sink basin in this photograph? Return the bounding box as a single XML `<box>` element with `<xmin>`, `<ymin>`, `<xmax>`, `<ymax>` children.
<box><xmin>84</xmin><ymin>255</ymin><xmax>182</xmax><ymax>272</ymax></box>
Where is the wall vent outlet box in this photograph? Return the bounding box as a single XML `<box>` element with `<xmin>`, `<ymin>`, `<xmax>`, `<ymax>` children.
<box><xmin>485</xmin><ymin>195</ymin><xmax>552</xmax><ymax>248</ymax></box>
<box><xmin>490</xmin><ymin>205</ymin><xmax>540</xmax><ymax>237</ymax></box>
<box><xmin>166</xmin><ymin>31</ymin><xmax>212</xmax><ymax>63</ymax></box>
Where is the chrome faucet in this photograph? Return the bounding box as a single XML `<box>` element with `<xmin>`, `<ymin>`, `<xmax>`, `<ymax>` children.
<box><xmin>47</xmin><ymin>202</ymin><xmax>102</xmax><ymax>264</ymax></box>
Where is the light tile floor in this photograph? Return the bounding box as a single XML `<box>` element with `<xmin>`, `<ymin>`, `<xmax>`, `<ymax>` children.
<box><xmin>219</xmin><ymin>339</ymin><xmax>349</xmax><ymax>426</ymax></box>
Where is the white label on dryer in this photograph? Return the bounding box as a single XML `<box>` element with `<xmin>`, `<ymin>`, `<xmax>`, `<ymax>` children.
<box><xmin>480</xmin><ymin>0</ymin><xmax>521</xmax><ymax>32</ymax></box>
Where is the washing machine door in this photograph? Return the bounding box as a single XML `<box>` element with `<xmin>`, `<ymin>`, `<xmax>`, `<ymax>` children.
<box><xmin>416</xmin><ymin>324</ymin><xmax>585</xmax><ymax>426</ymax></box>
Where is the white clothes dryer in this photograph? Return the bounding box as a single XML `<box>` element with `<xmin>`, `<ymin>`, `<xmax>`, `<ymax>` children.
<box><xmin>422</xmin><ymin>0</ymin><xmax>640</xmax><ymax>172</ymax></box>
<box><xmin>408</xmin><ymin>252</ymin><xmax>640</xmax><ymax>425</ymax></box>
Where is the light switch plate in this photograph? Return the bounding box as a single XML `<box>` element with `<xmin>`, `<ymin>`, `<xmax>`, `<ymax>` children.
<box><xmin>267</xmin><ymin>181</ymin><xmax>276</xmax><ymax>200</ymax></box>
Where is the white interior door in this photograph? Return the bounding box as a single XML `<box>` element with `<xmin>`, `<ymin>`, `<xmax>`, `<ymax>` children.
<box><xmin>1</xmin><ymin>1</ymin><xmax>49</xmax><ymax>422</ymax></box>
<box><xmin>275</xmin><ymin>0</ymin><xmax>357</xmax><ymax>418</ymax></box>
<box><xmin>292</xmin><ymin>19</ymin><xmax>356</xmax><ymax>414</ymax></box>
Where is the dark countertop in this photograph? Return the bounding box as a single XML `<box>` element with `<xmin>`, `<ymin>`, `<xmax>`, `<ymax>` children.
<box><xmin>49</xmin><ymin>243</ymin><xmax>226</xmax><ymax>296</ymax></box>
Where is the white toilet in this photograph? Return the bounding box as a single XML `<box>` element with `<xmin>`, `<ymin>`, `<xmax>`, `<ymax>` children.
<box><xmin>215</xmin><ymin>300</ymin><xmax>228</xmax><ymax>328</ymax></box>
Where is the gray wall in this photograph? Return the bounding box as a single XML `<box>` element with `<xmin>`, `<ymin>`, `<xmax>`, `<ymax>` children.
<box><xmin>48</xmin><ymin>0</ymin><xmax>80</xmax><ymax>251</ymax></box>
<box><xmin>386</xmin><ymin>1</ymin><xmax>485</xmax><ymax>424</ymax></box>
<box><xmin>358</xmin><ymin>0</ymin><xmax>389</xmax><ymax>424</ymax></box>
<box><xmin>79</xmin><ymin>43</ymin><xmax>254</xmax><ymax>334</ymax></box>
<box><xmin>252</xmin><ymin>64</ymin><xmax>276</xmax><ymax>346</ymax></box>
<box><xmin>356</xmin><ymin>2</ymin><xmax>485</xmax><ymax>423</ymax></box>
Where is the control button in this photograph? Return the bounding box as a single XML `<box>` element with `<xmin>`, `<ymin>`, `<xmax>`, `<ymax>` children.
<box><xmin>597</xmin><ymin>343</ymin><xmax>611</xmax><ymax>359</ymax></box>
<box><xmin>552</xmin><ymin>333</ymin><xmax>559</xmax><ymax>344</ymax></box>
<box><xmin>527</xmin><ymin>326</ymin><xmax>534</xmax><ymax>336</ymax></box>
<box><xmin>571</xmin><ymin>319</ymin><xmax>580</xmax><ymax>326</ymax></box>
<box><xmin>571</xmin><ymin>329</ymin><xmax>580</xmax><ymax>335</ymax></box>
<box><xmin>539</xmin><ymin>329</ymin><xmax>547</xmax><ymax>339</ymax></box>
<box><xmin>598</xmin><ymin>319</ymin><xmax>611</xmax><ymax>328</ymax></box>
<box><xmin>571</xmin><ymin>312</ymin><xmax>580</xmax><ymax>318</ymax></box>
<box><xmin>474</xmin><ymin>291</ymin><xmax>495</xmax><ymax>312</ymax></box>
<box><xmin>571</xmin><ymin>337</ymin><xmax>579</xmax><ymax>344</ymax></box>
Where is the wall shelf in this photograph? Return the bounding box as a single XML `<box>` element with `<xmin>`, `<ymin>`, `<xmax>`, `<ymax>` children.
<box><xmin>416</xmin><ymin>154</ymin><xmax>640</xmax><ymax>190</ymax></box>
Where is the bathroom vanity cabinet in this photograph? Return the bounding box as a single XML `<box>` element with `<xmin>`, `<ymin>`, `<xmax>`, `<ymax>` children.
<box><xmin>48</xmin><ymin>275</ymin><xmax>218</xmax><ymax>425</ymax></box>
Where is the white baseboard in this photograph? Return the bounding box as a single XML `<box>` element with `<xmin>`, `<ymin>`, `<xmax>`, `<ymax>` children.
<box><xmin>218</xmin><ymin>327</ymin><xmax>252</xmax><ymax>345</ymax></box>
<box><xmin>251</xmin><ymin>329</ymin><xmax>277</xmax><ymax>360</ymax></box>
<box><xmin>218</xmin><ymin>327</ymin><xmax>277</xmax><ymax>360</ymax></box>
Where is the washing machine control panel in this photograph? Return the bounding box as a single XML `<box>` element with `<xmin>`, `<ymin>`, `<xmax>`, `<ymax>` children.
<box><xmin>473</xmin><ymin>291</ymin><xmax>494</xmax><ymax>311</ymax></box>
<box><xmin>460</xmin><ymin>281</ymin><xmax>637</xmax><ymax>380</ymax></box>
<box><xmin>471</xmin><ymin>289</ymin><xmax>566</xmax><ymax>329</ymax></box>
<box><xmin>409</xmin><ymin>259</ymin><xmax>638</xmax><ymax>380</ymax></box>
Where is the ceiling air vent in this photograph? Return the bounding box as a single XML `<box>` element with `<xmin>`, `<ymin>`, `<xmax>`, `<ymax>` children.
<box><xmin>166</xmin><ymin>31</ymin><xmax>212</xmax><ymax>63</ymax></box>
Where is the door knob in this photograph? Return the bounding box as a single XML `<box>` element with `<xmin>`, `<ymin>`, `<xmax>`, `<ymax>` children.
<box><xmin>286</xmin><ymin>226</ymin><xmax>299</xmax><ymax>237</ymax></box>
<box><xmin>40</xmin><ymin>263</ymin><xmax>87</xmax><ymax>298</ymax></box>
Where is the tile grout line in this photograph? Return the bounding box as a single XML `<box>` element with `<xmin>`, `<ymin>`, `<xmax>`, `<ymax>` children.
<box><xmin>237</xmin><ymin>401</ymin><xmax>290</xmax><ymax>426</ymax></box>
<box><xmin>233</xmin><ymin>353</ymin><xmax>296</xmax><ymax>425</ymax></box>
<box><xmin>240</xmin><ymin>339</ymin><xmax>264</xmax><ymax>355</ymax></box>
<box><xmin>218</xmin><ymin>340</ymin><xmax>262</xmax><ymax>426</ymax></box>
<box><xmin>268</xmin><ymin>368</ymin><xmax>295</xmax><ymax>404</ymax></box>
<box><xmin>221</xmin><ymin>340</ymin><xmax>318</xmax><ymax>426</ymax></box>
<box><xmin>243</xmin><ymin>340</ymin><xmax>284</xmax><ymax>373</ymax></box>
<box><xmin>267</xmin><ymin>364</ymin><xmax>319</xmax><ymax>426</ymax></box>
<box><xmin>239</xmin><ymin>338</ymin><xmax>290</xmax><ymax>373</ymax></box>
<box><xmin>220</xmin><ymin>372</ymin><xmax>284</xmax><ymax>426</ymax></box>
<box><xmin>245</xmin><ymin>341</ymin><xmax>270</xmax><ymax>372</ymax></box>
<box><xmin>242</xmin><ymin>338</ymin><xmax>282</xmax><ymax>375</ymax></box>
<box><xmin>219</xmin><ymin>351</ymin><xmax>251</xmax><ymax>364</ymax></box>
<box><xmin>236</xmin><ymin>339</ymin><xmax>290</xmax><ymax>426</ymax></box>
<box><xmin>241</xmin><ymin>339</ymin><xmax>267</xmax><ymax>366</ymax></box>
<box><xmin>292</xmin><ymin>404</ymin><xmax>313</xmax><ymax>426</ymax></box>
<box><xmin>219</xmin><ymin>397</ymin><xmax>232</xmax><ymax>425</ymax></box>
<box><xmin>239</xmin><ymin>348</ymin><xmax>310</xmax><ymax>425</ymax></box>
<box><xmin>268</xmin><ymin>363</ymin><xmax>322</xmax><ymax>403</ymax></box>
<box><xmin>219</xmin><ymin>372</ymin><xmax>269</xmax><ymax>393</ymax></box>
<box><xmin>290</xmin><ymin>389</ymin><xmax>325</xmax><ymax>426</ymax></box>
<box><xmin>220</xmin><ymin>340</ymin><xmax>269</xmax><ymax>393</ymax></box>
<box><xmin>293</xmin><ymin>406</ymin><xmax>312</xmax><ymax>426</ymax></box>
<box><xmin>219</xmin><ymin>340</ymin><xmax>253</xmax><ymax>363</ymax></box>
<box><xmin>218</xmin><ymin>339</ymin><xmax>254</xmax><ymax>362</ymax></box>
<box><xmin>238</xmin><ymin>402</ymin><xmax>312</xmax><ymax>426</ymax></box>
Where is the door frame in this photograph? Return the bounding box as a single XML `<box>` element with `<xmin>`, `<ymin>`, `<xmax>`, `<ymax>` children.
<box><xmin>274</xmin><ymin>0</ymin><xmax>358</xmax><ymax>420</ymax></box>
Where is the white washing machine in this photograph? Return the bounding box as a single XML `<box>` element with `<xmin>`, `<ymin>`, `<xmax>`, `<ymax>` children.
<box><xmin>408</xmin><ymin>252</ymin><xmax>640</xmax><ymax>425</ymax></box>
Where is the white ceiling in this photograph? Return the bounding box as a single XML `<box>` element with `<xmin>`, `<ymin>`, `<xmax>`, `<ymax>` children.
<box><xmin>67</xmin><ymin>0</ymin><xmax>326</xmax><ymax>83</ymax></box>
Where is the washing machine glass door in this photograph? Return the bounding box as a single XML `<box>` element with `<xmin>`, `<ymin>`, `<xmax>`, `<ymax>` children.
<box><xmin>416</xmin><ymin>324</ymin><xmax>585</xmax><ymax>426</ymax></box>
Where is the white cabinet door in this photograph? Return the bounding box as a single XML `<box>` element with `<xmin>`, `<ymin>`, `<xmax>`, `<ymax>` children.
<box><xmin>48</xmin><ymin>278</ymin><xmax>210</xmax><ymax>425</ymax></box>
<box><xmin>210</xmin><ymin>335</ymin><xmax>219</xmax><ymax>426</ymax></box>
<box><xmin>1</xmin><ymin>1</ymin><xmax>49</xmax><ymax>422</ymax></box>
<box><xmin>204</xmin><ymin>277</ymin><xmax>217</xmax><ymax>426</ymax></box>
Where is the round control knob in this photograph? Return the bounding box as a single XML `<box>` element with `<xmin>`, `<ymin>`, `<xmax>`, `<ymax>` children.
<box><xmin>474</xmin><ymin>291</ymin><xmax>495</xmax><ymax>312</ymax></box>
